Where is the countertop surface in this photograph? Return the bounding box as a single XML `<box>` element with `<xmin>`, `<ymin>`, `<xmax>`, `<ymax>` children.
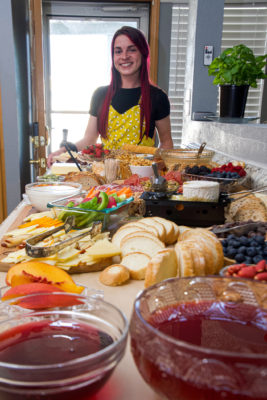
<box><xmin>0</xmin><ymin>201</ymin><xmax>162</xmax><ymax>400</ymax></box>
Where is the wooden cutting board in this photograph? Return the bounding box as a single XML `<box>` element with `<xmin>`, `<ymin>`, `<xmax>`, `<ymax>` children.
<box><xmin>0</xmin><ymin>203</ymin><xmax>34</xmax><ymax>272</ymax></box>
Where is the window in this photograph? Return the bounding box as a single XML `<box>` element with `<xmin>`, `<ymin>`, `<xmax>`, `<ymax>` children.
<box><xmin>168</xmin><ymin>5</ymin><xmax>189</xmax><ymax>148</ymax></box>
<box><xmin>168</xmin><ymin>2</ymin><xmax>267</xmax><ymax>147</ymax></box>
<box><xmin>221</xmin><ymin>4</ymin><xmax>267</xmax><ymax>118</ymax></box>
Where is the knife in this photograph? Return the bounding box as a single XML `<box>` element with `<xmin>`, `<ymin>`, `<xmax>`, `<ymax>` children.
<box><xmin>212</xmin><ymin>222</ymin><xmax>260</xmax><ymax>236</ymax></box>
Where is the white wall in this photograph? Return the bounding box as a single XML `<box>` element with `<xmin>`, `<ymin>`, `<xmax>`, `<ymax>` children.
<box><xmin>0</xmin><ymin>0</ymin><xmax>21</xmax><ymax>213</ymax></box>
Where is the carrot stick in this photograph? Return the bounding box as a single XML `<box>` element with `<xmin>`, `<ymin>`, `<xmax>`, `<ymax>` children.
<box><xmin>116</xmin><ymin>188</ymin><xmax>128</xmax><ymax>196</ymax></box>
<box><xmin>86</xmin><ymin>187</ymin><xmax>96</xmax><ymax>198</ymax></box>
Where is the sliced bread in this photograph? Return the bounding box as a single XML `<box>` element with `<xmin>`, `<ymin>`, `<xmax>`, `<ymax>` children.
<box><xmin>193</xmin><ymin>229</ymin><xmax>224</xmax><ymax>273</ymax></box>
<box><xmin>179</xmin><ymin>229</ymin><xmax>223</xmax><ymax>274</ymax></box>
<box><xmin>120</xmin><ymin>234</ymin><xmax>165</xmax><ymax>257</ymax></box>
<box><xmin>175</xmin><ymin>242</ymin><xmax>194</xmax><ymax>277</ymax></box>
<box><xmin>144</xmin><ymin>248</ymin><xmax>178</xmax><ymax>288</ymax></box>
<box><xmin>126</xmin><ymin>221</ymin><xmax>159</xmax><ymax>237</ymax></box>
<box><xmin>121</xmin><ymin>252</ymin><xmax>151</xmax><ymax>280</ymax></box>
<box><xmin>152</xmin><ymin>217</ymin><xmax>175</xmax><ymax>245</ymax></box>
<box><xmin>112</xmin><ymin>225</ymin><xmax>146</xmax><ymax>248</ymax></box>
<box><xmin>171</xmin><ymin>221</ymin><xmax>180</xmax><ymax>243</ymax></box>
<box><xmin>139</xmin><ymin>218</ymin><xmax>166</xmax><ymax>242</ymax></box>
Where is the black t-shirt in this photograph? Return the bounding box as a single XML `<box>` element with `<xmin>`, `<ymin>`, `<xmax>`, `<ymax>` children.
<box><xmin>89</xmin><ymin>85</ymin><xmax>170</xmax><ymax>138</ymax></box>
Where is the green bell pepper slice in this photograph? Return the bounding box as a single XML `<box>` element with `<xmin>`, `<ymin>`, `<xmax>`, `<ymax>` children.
<box><xmin>78</xmin><ymin>196</ymin><xmax>98</xmax><ymax>210</ymax></box>
<box><xmin>96</xmin><ymin>192</ymin><xmax>109</xmax><ymax>211</ymax></box>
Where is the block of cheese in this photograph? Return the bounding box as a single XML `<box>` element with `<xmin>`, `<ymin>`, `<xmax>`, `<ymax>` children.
<box><xmin>182</xmin><ymin>180</ymin><xmax>219</xmax><ymax>202</ymax></box>
<box><xmin>51</xmin><ymin>162</ymin><xmax>81</xmax><ymax>175</ymax></box>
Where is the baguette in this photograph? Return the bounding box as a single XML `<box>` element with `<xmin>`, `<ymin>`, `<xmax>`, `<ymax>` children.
<box><xmin>121</xmin><ymin>144</ymin><xmax>159</xmax><ymax>156</ymax></box>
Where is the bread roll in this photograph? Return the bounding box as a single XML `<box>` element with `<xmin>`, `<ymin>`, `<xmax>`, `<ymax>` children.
<box><xmin>99</xmin><ymin>264</ymin><xmax>130</xmax><ymax>286</ymax></box>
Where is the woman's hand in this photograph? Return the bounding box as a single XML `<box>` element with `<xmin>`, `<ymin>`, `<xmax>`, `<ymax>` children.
<box><xmin>47</xmin><ymin>147</ymin><xmax>65</xmax><ymax>168</ymax></box>
<box><xmin>156</xmin><ymin>116</ymin><xmax>173</xmax><ymax>149</ymax></box>
<box><xmin>46</xmin><ymin>116</ymin><xmax>99</xmax><ymax>168</ymax></box>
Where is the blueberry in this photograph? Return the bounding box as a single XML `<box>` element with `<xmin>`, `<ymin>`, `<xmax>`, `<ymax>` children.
<box><xmin>222</xmin><ymin>239</ymin><xmax>228</xmax><ymax>247</ymax></box>
<box><xmin>255</xmin><ymin>235</ymin><xmax>265</xmax><ymax>244</ymax></box>
<box><xmin>227</xmin><ymin>234</ymin><xmax>237</xmax><ymax>241</ymax></box>
<box><xmin>239</xmin><ymin>236</ymin><xmax>249</xmax><ymax>246</ymax></box>
<box><xmin>221</xmin><ymin>171</ymin><xmax>227</xmax><ymax>178</ymax></box>
<box><xmin>256</xmin><ymin>246</ymin><xmax>263</xmax><ymax>253</ymax></box>
<box><xmin>244</xmin><ymin>257</ymin><xmax>252</xmax><ymax>264</ymax></box>
<box><xmin>246</xmin><ymin>247</ymin><xmax>257</xmax><ymax>257</ymax></box>
<box><xmin>235</xmin><ymin>253</ymin><xmax>245</xmax><ymax>262</ymax></box>
<box><xmin>232</xmin><ymin>241</ymin><xmax>241</xmax><ymax>248</ymax></box>
<box><xmin>253</xmin><ymin>255</ymin><xmax>264</xmax><ymax>264</ymax></box>
<box><xmin>237</xmin><ymin>246</ymin><xmax>247</xmax><ymax>254</ymax></box>
<box><xmin>250</xmin><ymin>240</ymin><xmax>259</xmax><ymax>247</ymax></box>
<box><xmin>226</xmin><ymin>248</ymin><xmax>237</xmax><ymax>258</ymax></box>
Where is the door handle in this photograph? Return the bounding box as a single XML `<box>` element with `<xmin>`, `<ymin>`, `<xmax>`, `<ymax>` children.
<box><xmin>29</xmin><ymin>158</ymin><xmax>46</xmax><ymax>168</ymax></box>
<box><xmin>29</xmin><ymin>159</ymin><xmax>40</xmax><ymax>165</ymax></box>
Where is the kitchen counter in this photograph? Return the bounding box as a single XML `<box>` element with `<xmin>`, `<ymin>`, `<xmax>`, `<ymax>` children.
<box><xmin>0</xmin><ymin>201</ymin><xmax>162</xmax><ymax>400</ymax></box>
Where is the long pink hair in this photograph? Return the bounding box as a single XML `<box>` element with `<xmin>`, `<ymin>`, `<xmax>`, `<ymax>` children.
<box><xmin>98</xmin><ymin>26</ymin><xmax>151</xmax><ymax>140</ymax></box>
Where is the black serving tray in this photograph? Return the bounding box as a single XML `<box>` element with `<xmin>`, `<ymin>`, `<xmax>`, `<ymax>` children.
<box><xmin>140</xmin><ymin>192</ymin><xmax>230</xmax><ymax>227</ymax></box>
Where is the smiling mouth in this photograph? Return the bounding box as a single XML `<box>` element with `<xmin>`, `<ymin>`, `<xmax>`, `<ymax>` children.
<box><xmin>120</xmin><ymin>63</ymin><xmax>132</xmax><ymax>67</ymax></box>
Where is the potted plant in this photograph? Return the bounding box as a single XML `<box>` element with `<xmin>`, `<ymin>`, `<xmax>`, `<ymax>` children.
<box><xmin>208</xmin><ymin>44</ymin><xmax>267</xmax><ymax>118</ymax></box>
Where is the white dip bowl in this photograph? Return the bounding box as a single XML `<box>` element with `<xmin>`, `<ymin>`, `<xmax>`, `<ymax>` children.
<box><xmin>25</xmin><ymin>182</ymin><xmax>82</xmax><ymax>211</ymax></box>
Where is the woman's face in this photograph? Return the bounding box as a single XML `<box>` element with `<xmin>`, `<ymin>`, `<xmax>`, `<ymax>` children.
<box><xmin>113</xmin><ymin>34</ymin><xmax>142</xmax><ymax>79</ymax></box>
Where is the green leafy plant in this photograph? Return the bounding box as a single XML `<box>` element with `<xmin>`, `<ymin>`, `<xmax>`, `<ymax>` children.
<box><xmin>208</xmin><ymin>44</ymin><xmax>267</xmax><ymax>88</ymax></box>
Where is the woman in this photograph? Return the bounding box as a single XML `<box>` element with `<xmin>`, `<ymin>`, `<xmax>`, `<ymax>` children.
<box><xmin>47</xmin><ymin>26</ymin><xmax>173</xmax><ymax>167</ymax></box>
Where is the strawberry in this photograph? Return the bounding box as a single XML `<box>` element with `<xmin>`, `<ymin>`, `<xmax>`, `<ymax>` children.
<box><xmin>237</xmin><ymin>266</ymin><xmax>256</xmax><ymax>278</ymax></box>
<box><xmin>254</xmin><ymin>272</ymin><xmax>267</xmax><ymax>281</ymax></box>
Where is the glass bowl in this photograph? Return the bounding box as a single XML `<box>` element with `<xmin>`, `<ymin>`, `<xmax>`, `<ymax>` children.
<box><xmin>0</xmin><ymin>292</ymin><xmax>128</xmax><ymax>400</ymax></box>
<box><xmin>25</xmin><ymin>182</ymin><xmax>82</xmax><ymax>212</ymax></box>
<box><xmin>130</xmin><ymin>276</ymin><xmax>267</xmax><ymax>400</ymax></box>
<box><xmin>48</xmin><ymin>192</ymin><xmax>134</xmax><ymax>230</ymax></box>
<box><xmin>159</xmin><ymin>149</ymin><xmax>215</xmax><ymax>171</ymax></box>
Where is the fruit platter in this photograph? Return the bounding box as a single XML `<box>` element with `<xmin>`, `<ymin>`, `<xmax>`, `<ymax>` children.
<box><xmin>220</xmin><ymin>259</ymin><xmax>267</xmax><ymax>281</ymax></box>
<box><xmin>77</xmin><ymin>143</ymin><xmax>110</xmax><ymax>162</ymax></box>
<box><xmin>182</xmin><ymin>162</ymin><xmax>247</xmax><ymax>191</ymax></box>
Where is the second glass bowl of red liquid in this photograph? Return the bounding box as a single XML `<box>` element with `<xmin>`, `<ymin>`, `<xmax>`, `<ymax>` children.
<box><xmin>0</xmin><ymin>292</ymin><xmax>128</xmax><ymax>400</ymax></box>
<box><xmin>130</xmin><ymin>276</ymin><xmax>267</xmax><ymax>400</ymax></box>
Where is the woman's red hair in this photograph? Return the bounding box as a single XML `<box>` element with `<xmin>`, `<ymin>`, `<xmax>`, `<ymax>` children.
<box><xmin>98</xmin><ymin>26</ymin><xmax>151</xmax><ymax>140</ymax></box>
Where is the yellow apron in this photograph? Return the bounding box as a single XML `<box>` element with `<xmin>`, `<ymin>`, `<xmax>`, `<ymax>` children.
<box><xmin>102</xmin><ymin>102</ymin><xmax>155</xmax><ymax>150</ymax></box>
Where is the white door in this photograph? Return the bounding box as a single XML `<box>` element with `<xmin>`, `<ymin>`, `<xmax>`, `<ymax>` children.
<box><xmin>42</xmin><ymin>1</ymin><xmax>150</xmax><ymax>153</ymax></box>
